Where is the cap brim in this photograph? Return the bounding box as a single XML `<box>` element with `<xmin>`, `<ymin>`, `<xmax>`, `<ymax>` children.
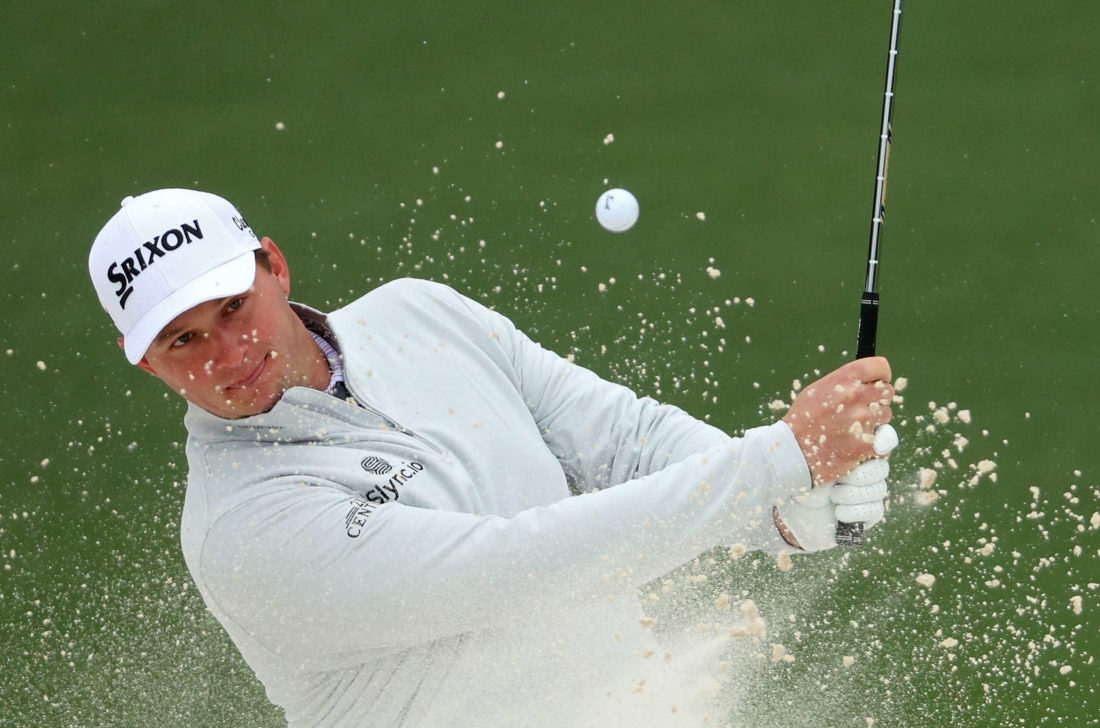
<box><xmin>122</xmin><ymin>252</ymin><xmax>259</xmax><ymax>365</ymax></box>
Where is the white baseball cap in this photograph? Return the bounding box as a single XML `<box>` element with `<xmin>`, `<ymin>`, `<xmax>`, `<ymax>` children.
<box><xmin>89</xmin><ymin>189</ymin><xmax>262</xmax><ymax>364</ymax></box>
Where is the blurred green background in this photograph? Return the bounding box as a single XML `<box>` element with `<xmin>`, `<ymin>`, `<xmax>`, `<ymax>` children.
<box><xmin>2</xmin><ymin>1</ymin><xmax>1096</xmax><ymax>726</ymax></box>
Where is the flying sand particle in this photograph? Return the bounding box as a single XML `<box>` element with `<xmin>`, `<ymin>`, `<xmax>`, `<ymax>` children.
<box><xmin>729</xmin><ymin>599</ymin><xmax>768</xmax><ymax>640</ymax></box>
<box><xmin>770</xmin><ymin>643</ymin><xmax>794</xmax><ymax>663</ymax></box>
<box><xmin>914</xmin><ymin>490</ymin><xmax>940</xmax><ymax>506</ymax></box>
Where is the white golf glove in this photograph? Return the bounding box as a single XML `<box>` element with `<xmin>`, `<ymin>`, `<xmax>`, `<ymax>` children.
<box><xmin>777</xmin><ymin>424</ymin><xmax>899</xmax><ymax>553</ymax></box>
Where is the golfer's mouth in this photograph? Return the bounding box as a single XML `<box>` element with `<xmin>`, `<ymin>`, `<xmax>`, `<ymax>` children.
<box><xmin>227</xmin><ymin>354</ymin><xmax>268</xmax><ymax>390</ymax></box>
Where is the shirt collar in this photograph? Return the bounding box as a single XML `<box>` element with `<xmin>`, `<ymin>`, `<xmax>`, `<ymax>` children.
<box><xmin>307</xmin><ymin>330</ymin><xmax>345</xmax><ymax>395</ymax></box>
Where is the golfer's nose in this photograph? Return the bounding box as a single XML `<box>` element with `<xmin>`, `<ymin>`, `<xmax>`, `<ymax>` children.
<box><xmin>209</xmin><ymin>325</ymin><xmax>249</xmax><ymax>369</ymax></box>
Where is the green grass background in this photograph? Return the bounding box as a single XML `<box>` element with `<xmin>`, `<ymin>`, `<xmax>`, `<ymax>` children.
<box><xmin>2</xmin><ymin>1</ymin><xmax>1096</xmax><ymax>726</ymax></box>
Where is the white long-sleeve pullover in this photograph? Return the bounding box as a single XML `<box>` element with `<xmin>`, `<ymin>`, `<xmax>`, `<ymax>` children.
<box><xmin>180</xmin><ymin>278</ymin><xmax>810</xmax><ymax>727</ymax></box>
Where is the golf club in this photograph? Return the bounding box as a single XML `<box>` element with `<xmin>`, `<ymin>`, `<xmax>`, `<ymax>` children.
<box><xmin>836</xmin><ymin>0</ymin><xmax>903</xmax><ymax>547</ymax></box>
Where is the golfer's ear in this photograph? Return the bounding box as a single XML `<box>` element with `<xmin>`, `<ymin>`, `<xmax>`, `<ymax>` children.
<box><xmin>259</xmin><ymin>237</ymin><xmax>292</xmax><ymax>297</ymax></box>
<box><xmin>119</xmin><ymin>337</ymin><xmax>157</xmax><ymax>376</ymax></box>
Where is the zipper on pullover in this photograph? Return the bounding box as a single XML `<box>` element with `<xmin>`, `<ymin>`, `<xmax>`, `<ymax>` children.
<box><xmin>338</xmin><ymin>385</ymin><xmax>446</xmax><ymax>458</ymax></box>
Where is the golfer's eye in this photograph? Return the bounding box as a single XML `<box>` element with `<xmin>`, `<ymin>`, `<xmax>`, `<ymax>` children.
<box><xmin>226</xmin><ymin>297</ymin><xmax>243</xmax><ymax>313</ymax></box>
<box><xmin>172</xmin><ymin>332</ymin><xmax>193</xmax><ymax>348</ymax></box>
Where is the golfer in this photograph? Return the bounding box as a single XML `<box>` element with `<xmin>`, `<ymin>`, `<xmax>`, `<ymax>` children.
<box><xmin>89</xmin><ymin>188</ymin><xmax>895</xmax><ymax>727</ymax></box>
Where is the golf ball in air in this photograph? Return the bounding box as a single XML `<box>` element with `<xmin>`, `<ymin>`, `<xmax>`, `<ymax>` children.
<box><xmin>595</xmin><ymin>188</ymin><xmax>639</xmax><ymax>232</ymax></box>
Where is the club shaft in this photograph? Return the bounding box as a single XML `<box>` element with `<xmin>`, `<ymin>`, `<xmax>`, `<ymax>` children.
<box><xmin>863</xmin><ymin>0</ymin><xmax>903</xmax><ymax>299</ymax></box>
<box><xmin>836</xmin><ymin>0</ymin><xmax>903</xmax><ymax>548</ymax></box>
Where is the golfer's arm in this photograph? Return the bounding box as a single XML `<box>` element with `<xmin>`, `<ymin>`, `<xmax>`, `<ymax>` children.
<box><xmin>199</xmin><ymin>423</ymin><xmax>806</xmax><ymax>664</ymax></box>
<box><xmin>456</xmin><ymin>291</ymin><xmax>733</xmax><ymax>489</ymax></box>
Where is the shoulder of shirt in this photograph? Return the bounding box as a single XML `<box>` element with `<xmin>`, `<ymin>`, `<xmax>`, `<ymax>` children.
<box><xmin>330</xmin><ymin>277</ymin><xmax>474</xmax><ymax>317</ymax></box>
<box><xmin>287</xmin><ymin>279</ymin><xmax>462</xmax><ymax>335</ymax></box>
<box><xmin>362</xmin><ymin>277</ymin><xmax>459</xmax><ymax>301</ymax></box>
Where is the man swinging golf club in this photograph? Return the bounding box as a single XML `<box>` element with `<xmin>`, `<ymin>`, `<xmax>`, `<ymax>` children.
<box><xmin>89</xmin><ymin>188</ymin><xmax>896</xmax><ymax>727</ymax></box>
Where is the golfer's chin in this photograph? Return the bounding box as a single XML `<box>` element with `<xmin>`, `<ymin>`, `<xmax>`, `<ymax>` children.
<box><xmin>194</xmin><ymin>384</ymin><xmax>286</xmax><ymax>420</ymax></box>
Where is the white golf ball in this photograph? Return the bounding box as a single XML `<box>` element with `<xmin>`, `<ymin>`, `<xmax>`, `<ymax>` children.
<box><xmin>595</xmin><ymin>188</ymin><xmax>639</xmax><ymax>232</ymax></box>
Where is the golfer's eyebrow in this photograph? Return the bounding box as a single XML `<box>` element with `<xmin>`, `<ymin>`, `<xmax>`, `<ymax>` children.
<box><xmin>156</xmin><ymin>295</ymin><xmax>237</xmax><ymax>342</ymax></box>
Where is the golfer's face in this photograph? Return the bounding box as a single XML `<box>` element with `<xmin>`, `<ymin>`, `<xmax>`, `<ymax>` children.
<box><xmin>136</xmin><ymin>260</ymin><xmax>310</xmax><ymax>418</ymax></box>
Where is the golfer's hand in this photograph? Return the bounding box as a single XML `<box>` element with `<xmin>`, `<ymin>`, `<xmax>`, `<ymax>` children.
<box><xmin>774</xmin><ymin>456</ymin><xmax>893</xmax><ymax>552</ymax></box>
<box><xmin>782</xmin><ymin>357</ymin><xmax>894</xmax><ymax>486</ymax></box>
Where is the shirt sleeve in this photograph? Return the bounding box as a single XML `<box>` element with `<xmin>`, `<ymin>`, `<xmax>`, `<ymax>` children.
<box><xmin>196</xmin><ymin>420</ymin><xmax>808</xmax><ymax>668</ymax></box>
<box><xmin>442</xmin><ymin>286</ymin><xmax>771</xmax><ymax>490</ymax></box>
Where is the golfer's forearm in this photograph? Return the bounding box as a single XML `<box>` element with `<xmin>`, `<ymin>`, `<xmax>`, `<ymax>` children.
<box><xmin>196</xmin><ymin>422</ymin><xmax>806</xmax><ymax>658</ymax></box>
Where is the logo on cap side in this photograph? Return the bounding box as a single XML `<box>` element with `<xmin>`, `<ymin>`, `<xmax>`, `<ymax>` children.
<box><xmin>105</xmin><ymin>219</ymin><xmax>204</xmax><ymax>309</ymax></box>
<box><xmin>231</xmin><ymin>215</ymin><xmax>253</xmax><ymax>235</ymax></box>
